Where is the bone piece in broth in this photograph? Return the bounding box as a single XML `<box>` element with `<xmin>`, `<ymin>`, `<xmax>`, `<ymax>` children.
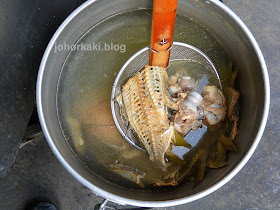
<box><xmin>120</xmin><ymin>65</ymin><xmax>174</xmax><ymax>166</ymax></box>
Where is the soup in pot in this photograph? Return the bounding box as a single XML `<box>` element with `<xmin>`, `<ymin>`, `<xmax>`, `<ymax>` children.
<box><xmin>57</xmin><ymin>9</ymin><xmax>239</xmax><ymax>189</ymax></box>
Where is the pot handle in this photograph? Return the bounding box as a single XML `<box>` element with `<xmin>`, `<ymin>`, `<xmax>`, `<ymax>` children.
<box><xmin>95</xmin><ymin>199</ymin><xmax>151</xmax><ymax>210</ymax></box>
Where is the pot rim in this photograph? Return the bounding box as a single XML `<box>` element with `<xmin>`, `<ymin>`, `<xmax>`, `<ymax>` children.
<box><xmin>36</xmin><ymin>0</ymin><xmax>270</xmax><ymax>207</ymax></box>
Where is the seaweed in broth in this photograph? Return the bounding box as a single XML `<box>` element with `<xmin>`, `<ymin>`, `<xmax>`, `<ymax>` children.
<box><xmin>57</xmin><ymin>9</ymin><xmax>238</xmax><ymax>189</ymax></box>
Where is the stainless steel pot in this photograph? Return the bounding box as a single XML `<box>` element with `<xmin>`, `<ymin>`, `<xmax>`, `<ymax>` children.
<box><xmin>37</xmin><ymin>0</ymin><xmax>270</xmax><ymax>207</ymax></box>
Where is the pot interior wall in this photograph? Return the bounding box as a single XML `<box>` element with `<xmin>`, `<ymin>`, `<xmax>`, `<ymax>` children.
<box><xmin>39</xmin><ymin>0</ymin><xmax>266</xmax><ymax>203</ymax></box>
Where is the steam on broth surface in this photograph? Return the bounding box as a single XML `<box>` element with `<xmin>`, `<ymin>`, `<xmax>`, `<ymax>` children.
<box><xmin>57</xmin><ymin>9</ymin><xmax>238</xmax><ymax>189</ymax></box>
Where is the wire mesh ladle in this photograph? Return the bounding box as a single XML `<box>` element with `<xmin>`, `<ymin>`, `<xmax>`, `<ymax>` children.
<box><xmin>111</xmin><ymin>0</ymin><xmax>220</xmax><ymax>151</ymax></box>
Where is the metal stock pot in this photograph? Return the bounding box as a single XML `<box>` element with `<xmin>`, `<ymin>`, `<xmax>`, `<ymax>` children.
<box><xmin>36</xmin><ymin>0</ymin><xmax>270</xmax><ymax>207</ymax></box>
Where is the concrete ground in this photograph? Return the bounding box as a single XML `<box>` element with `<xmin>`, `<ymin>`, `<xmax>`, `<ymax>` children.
<box><xmin>1</xmin><ymin>0</ymin><xmax>280</xmax><ymax>209</ymax></box>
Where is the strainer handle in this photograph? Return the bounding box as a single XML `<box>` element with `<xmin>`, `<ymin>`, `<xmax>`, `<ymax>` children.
<box><xmin>150</xmin><ymin>0</ymin><xmax>177</xmax><ymax>68</ymax></box>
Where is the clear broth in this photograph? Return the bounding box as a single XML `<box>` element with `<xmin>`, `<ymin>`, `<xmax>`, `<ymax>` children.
<box><xmin>57</xmin><ymin>9</ymin><xmax>232</xmax><ymax>190</ymax></box>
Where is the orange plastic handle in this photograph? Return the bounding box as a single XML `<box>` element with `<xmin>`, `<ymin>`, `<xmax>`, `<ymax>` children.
<box><xmin>150</xmin><ymin>0</ymin><xmax>178</xmax><ymax>68</ymax></box>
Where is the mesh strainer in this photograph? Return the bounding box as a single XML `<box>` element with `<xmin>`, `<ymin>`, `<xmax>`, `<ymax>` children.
<box><xmin>111</xmin><ymin>41</ymin><xmax>220</xmax><ymax>150</ymax></box>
